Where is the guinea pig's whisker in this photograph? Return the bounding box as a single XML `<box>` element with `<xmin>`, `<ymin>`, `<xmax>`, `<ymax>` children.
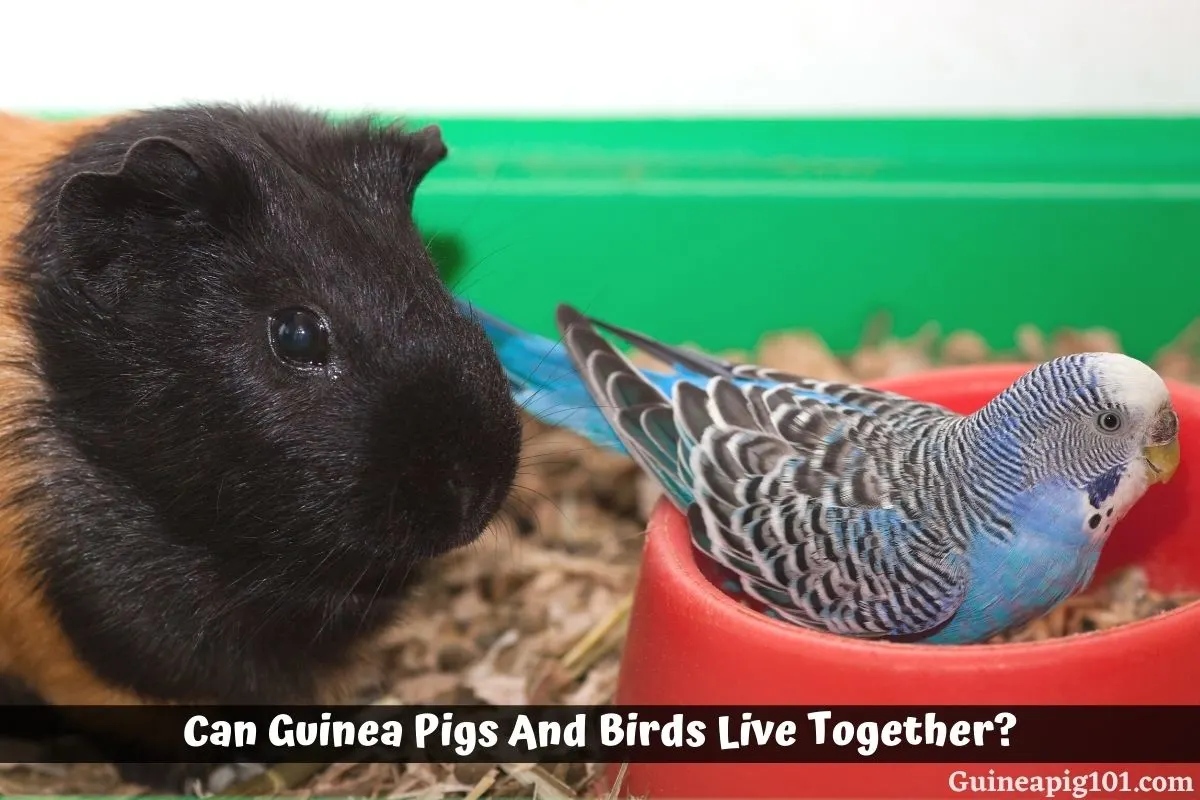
<box><xmin>309</xmin><ymin>555</ymin><xmax>376</xmax><ymax>648</ymax></box>
<box><xmin>518</xmin><ymin>414</ymin><xmax>613</xmax><ymax>443</ymax></box>
<box><xmin>448</xmin><ymin>242</ymin><xmax>523</xmax><ymax>295</ymax></box>
<box><xmin>509</xmin><ymin>497</ymin><xmax>549</xmax><ymax>538</ymax></box>
<box><xmin>517</xmin><ymin>453</ymin><xmax>605</xmax><ymax>471</ymax></box>
<box><xmin>518</xmin><ymin>435</ymin><xmax>605</xmax><ymax>452</ymax></box>
<box><xmin>488</xmin><ymin>515</ymin><xmax>518</xmax><ymax>544</ymax></box>
<box><xmin>212</xmin><ymin>558</ymin><xmax>281</xmax><ymax>617</ymax></box>
<box><xmin>214</xmin><ymin>473</ymin><xmax>229</xmax><ymax>516</ymax></box>
<box><xmin>493</xmin><ymin>494</ymin><xmax>539</xmax><ymax>535</ymax></box>
<box><xmin>241</xmin><ymin>542</ymin><xmax>354</xmax><ymax>655</ymax></box>
<box><xmin>383</xmin><ymin>483</ymin><xmax>401</xmax><ymax>532</ymax></box>
<box><xmin>351</xmin><ymin>559</ymin><xmax>406</xmax><ymax>638</ymax></box>
<box><xmin>466</xmin><ymin>525</ymin><xmax>525</xmax><ymax>575</ymax></box>
<box><xmin>519</xmin><ymin>427</ymin><xmax>585</xmax><ymax>448</ymax></box>
<box><xmin>508</xmin><ymin>483</ymin><xmax>571</xmax><ymax>525</ymax></box>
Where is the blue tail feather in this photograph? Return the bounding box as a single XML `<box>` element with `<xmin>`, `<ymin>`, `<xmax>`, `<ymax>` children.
<box><xmin>456</xmin><ymin>298</ymin><xmax>630</xmax><ymax>453</ymax></box>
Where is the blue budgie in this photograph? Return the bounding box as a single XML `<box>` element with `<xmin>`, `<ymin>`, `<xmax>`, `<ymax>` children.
<box><xmin>457</xmin><ymin>299</ymin><xmax>1181</xmax><ymax>644</ymax></box>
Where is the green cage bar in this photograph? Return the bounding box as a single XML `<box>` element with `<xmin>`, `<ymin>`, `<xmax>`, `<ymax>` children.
<box><xmin>40</xmin><ymin>113</ymin><xmax>1200</xmax><ymax>363</ymax></box>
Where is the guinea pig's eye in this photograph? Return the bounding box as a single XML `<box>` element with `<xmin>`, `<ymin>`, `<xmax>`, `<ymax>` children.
<box><xmin>269</xmin><ymin>307</ymin><xmax>330</xmax><ymax>367</ymax></box>
<box><xmin>1096</xmin><ymin>410</ymin><xmax>1124</xmax><ymax>433</ymax></box>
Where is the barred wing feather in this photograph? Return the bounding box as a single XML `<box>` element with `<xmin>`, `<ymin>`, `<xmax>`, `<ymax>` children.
<box><xmin>556</xmin><ymin>305</ymin><xmax>968</xmax><ymax>639</ymax></box>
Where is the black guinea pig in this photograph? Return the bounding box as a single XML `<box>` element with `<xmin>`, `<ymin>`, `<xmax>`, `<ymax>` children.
<box><xmin>0</xmin><ymin>105</ymin><xmax>522</xmax><ymax>707</ymax></box>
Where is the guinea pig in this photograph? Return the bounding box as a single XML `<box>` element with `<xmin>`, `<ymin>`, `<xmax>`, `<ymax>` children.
<box><xmin>0</xmin><ymin>105</ymin><xmax>522</xmax><ymax>709</ymax></box>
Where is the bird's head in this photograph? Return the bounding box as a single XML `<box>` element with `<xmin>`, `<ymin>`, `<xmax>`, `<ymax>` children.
<box><xmin>975</xmin><ymin>352</ymin><xmax>1179</xmax><ymax>534</ymax></box>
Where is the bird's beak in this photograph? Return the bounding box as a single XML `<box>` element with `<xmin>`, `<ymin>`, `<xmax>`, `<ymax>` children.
<box><xmin>1144</xmin><ymin>438</ymin><xmax>1180</xmax><ymax>484</ymax></box>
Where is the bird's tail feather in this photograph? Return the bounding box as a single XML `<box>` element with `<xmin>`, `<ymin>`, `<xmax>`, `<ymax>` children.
<box><xmin>555</xmin><ymin>304</ymin><xmax>695</xmax><ymax>506</ymax></box>
<box><xmin>587</xmin><ymin>315</ymin><xmax>740</xmax><ymax>380</ymax></box>
<box><xmin>455</xmin><ymin>297</ymin><xmax>628</xmax><ymax>453</ymax></box>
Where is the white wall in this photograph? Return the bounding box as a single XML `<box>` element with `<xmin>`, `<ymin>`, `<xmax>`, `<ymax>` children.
<box><xmin>4</xmin><ymin>0</ymin><xmax>1199</xmax><ymax>116</ymax></box>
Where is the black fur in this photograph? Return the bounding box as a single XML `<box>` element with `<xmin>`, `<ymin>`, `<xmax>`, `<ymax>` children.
<box><xmin>11</xmin><ymin>105</ymin><xmax>522</xmax><ymax>703</ymax></box>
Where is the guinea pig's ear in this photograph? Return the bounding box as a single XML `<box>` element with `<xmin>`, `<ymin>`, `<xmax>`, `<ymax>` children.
<box><xmin>403</xmin><ymin>124</ymin><xmax>448</xmax><ymax>201</ymax></box>
<box><xmin>55</xmin><ymin>136</ymin><xmax>209</xmax><ymax>276</ymax></box>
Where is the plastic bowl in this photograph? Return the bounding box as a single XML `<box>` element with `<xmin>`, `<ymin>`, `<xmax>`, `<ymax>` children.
<box><xmin>609</xmin><ymin>364</ymin><xmax>1200</xmax><ymax>799</ymax></box>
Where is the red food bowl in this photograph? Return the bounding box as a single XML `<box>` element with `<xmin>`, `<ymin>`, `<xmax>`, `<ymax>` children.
<box><xmin>609</xmin><ymin>364</ymin><xmax>1200</xmax><ymax>799</ymax></box>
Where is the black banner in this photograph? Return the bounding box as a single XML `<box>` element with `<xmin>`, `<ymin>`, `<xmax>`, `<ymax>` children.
<box><xmin>2</xmin><ymin>705</ymin><xmax>1197</xmax><ymax>764</ymax></box>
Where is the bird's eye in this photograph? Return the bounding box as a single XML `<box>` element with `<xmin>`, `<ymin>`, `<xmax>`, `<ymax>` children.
<box><xmin>269</xmin><ymin>307</ymin><xmax>330</xmax><ymax>367</ymax></box>
<box><xmin>1096</xmin><ymin>411</ymin><xmax>1124</xmax><ymax>433</ymax></box>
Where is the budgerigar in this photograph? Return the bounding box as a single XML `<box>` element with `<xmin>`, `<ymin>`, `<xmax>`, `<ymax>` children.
<box><xmin>457</xmin><ymin>299</ymin><xmax>1181</xmax><ymax>644</ymax></box>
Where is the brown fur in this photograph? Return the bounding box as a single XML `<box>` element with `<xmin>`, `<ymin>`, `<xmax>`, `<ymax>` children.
<box><xmin>0</xmin><ymin>112</ymin><xmax>151</xmax><ymax>704</ymax></box>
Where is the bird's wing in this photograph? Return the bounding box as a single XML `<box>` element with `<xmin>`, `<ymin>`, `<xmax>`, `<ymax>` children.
<box><xmin>685</xmin><ymin>417</ymin><xmax>969</xmax><ymax>639</ymax></box>
<box><xmin>556</xmin><ymin>304</ymin><xmax>968</xmax><ymax>639</ymax></box>
<box><xmin>586</xmin><ymin>312</ymin><xmax>956</xmax><ymax>423</ymax></box>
